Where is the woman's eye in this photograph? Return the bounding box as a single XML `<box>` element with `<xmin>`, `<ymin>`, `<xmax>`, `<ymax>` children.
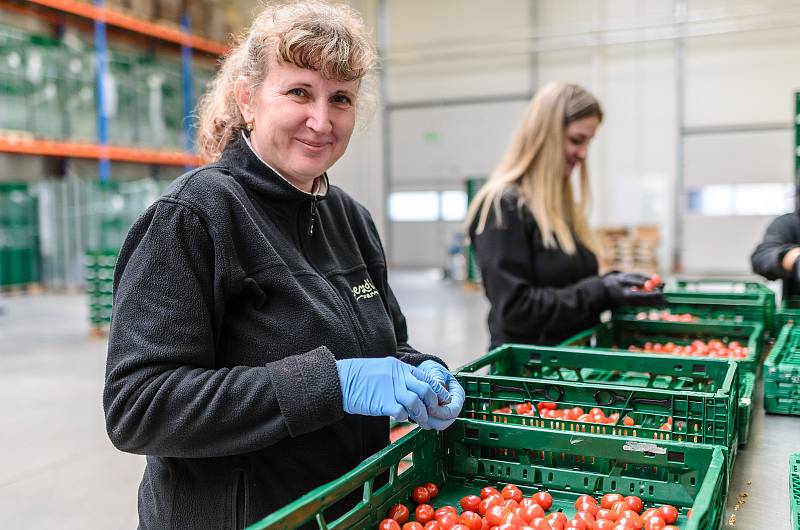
<box><xmin>288</xmin><ymin>88</ymin><xmax>307</xmax><ymax>97</ymax></box>
<box><xmin>570</xmin><ymin>137</ymin><xmax>582</xmax><ymax>145</ymax></box>
<box><xmin>332</xmin><ymin>94</ymin><xmax>353</xmax><ymax>105</ymax></box>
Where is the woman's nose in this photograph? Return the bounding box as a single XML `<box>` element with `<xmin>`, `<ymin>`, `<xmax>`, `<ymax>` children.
<box><xmin>306</xmin><ymin>101</ymin><xmax>333</xmax><ymax>134</ymax></box>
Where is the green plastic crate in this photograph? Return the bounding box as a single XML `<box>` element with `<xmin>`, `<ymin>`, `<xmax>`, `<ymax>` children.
<box><xmin>774</xmin><ymin>296</ymin><xmax>800</xmax><ymax>336</ymax></box>
<box><xmin>763</xmin><ymin>324</ymin><xmax>800</xmax><ymax>416</ymax></box>
<box><xmin>791</xmin><ymin>453</ymin><xmax>800</xmax><ymax>530</ymax></box>
<box><xmin>736</xmin><ymin>372</ymin><xmax>755</xmax><ymax>447</ymax></box>
<box><xmin>614</xmin><ymin>297</ymin><xmax>767</xmax><ymax>327</ymax></box>
<box><xmin>456</xmin><ymin>344</ymin><xmax>739</xmax><ymax>448</ymax></box>
<box><xmin>561</xmin><ymin>320</ymin><xmax>764</xmax><ymax>377</ymax></box>
<box><xmin>663</xmin><ymin>279</ymin><xmax>775</xmax><ymax>333</ymax></box>
<box><xmin>85</xmin><ymin>249</ymin><xmax>118</xmax><ymax>326</ymax></box>
<box><xmin>248</xmin><ymin>419</ymin><xmax>726</xmax><ymax>530</ymax></box>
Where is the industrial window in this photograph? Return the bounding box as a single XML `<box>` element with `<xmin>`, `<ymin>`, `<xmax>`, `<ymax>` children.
<box><xmin>388</xmin><ymin>190</ymin><xmax>468</xmax><ymax>222</ymax></box>
<box><xmin>686</xmin><ymin>183</ymin><xmax>793</xmax><ymax>216</ymax></box>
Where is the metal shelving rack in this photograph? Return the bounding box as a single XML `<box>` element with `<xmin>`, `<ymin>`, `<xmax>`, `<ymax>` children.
<box><xmin>0</xmin><ymin>0</ymin><xmax>227</xmax><ymax>176</ymax></box>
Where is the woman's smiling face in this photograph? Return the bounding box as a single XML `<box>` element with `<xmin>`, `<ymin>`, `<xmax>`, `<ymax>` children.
<box><xmin>238</xmin><ymin>60</ymin><xmax>359</xmax><ymax>192</ymax></box>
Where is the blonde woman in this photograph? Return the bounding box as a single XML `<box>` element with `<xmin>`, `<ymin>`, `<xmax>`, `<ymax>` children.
<box><xmin>103</xmin><ymin>2</ymin><xmax>462</xmax><ymax>528</ymax></box>
<box><xmin>467</xmin><ymin>82</ymin><xmax>663</xmax><ymax>348</ymax></box>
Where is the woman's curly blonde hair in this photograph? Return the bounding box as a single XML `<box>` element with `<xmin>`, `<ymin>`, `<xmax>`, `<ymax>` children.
<box><xmin>196</xmin><ymin>1</ymin><xmax>378</xmax><ymax>162</ymax></box>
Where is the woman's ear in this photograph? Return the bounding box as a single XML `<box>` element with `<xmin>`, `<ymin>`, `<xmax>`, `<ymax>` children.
<box><xmin>234</xmin><ymin>76</ymin><xmax>254</xmax><ymax>123</ymax></box>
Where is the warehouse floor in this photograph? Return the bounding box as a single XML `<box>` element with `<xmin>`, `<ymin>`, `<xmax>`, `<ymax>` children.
<box><xmin>0</xmin><ymin>271</ymin><xmax>796</xmax><ymax>529</ymax></box>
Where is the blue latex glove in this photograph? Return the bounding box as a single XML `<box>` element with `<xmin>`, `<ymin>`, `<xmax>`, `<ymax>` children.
<box><xmin>417</xmin><ymin>360</ymin><xmax>465</xmax><ymax>431</ymax></box>
<box><xmin>336</xmin><ymin>357</ymin><xmax>451</xmax><ymax>428</ymax></box>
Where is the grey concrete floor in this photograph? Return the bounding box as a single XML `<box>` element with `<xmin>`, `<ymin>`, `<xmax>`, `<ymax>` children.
<box><xmin>0</xmin><ymin>271</ymin><xmax>797</xmax><ymax>529</ymax></box>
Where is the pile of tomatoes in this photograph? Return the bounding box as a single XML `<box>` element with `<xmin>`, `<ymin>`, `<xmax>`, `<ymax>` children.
<box><xmin>378</xmin><ymin>483</ymin><xmax>684</xmax><ymax>530</ymax></box>
<box><xmin>634</xmin><ymin>311</ymin><xmax>696</xmax><ymax>323</ymax></box>
<box><xmin>489</xmin><ymin>402</ymin><xmax>673</xmax><ymax>432</ymax></box>
<box><xmin>628</xmin><ymin>339</ymin><xmax>749</xmax><ymax>359</ymax></box>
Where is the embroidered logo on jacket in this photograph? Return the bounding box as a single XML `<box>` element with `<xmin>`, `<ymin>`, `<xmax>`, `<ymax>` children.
<box><xmin>352</xmin><ymin>278</ymin><xmax>379</xmax><ymax>301</ymax></box>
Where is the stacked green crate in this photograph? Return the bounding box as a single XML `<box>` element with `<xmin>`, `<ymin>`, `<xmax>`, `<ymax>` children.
<box><xmin>134</xmin><ymin>56</ymin><xmax>184</xmax><ymax>150</ymax></box>
<box><xmin>763</xmin><ymin>324</ymin><xmax>800</xmax><ymax>415</ymax></box>
<box><xmin>791</xmin><ymin>453</ymin><xmax>800</xmax><ymax>530</ymax></box>
<box><xmin>85</xmin><ymin>249</ymin><xmax>117</xmax><ymax>326</ymax></box>
<box><xmin>61</xmin><ymin>38</ymin><xmax>97</xmax><ymax>142</ymax></box>
<box><xmin>249</xmin><ymin>420</ymin><xmax>726</xmax><ymax>530</ymax></box>
<box><xmin>737</xmin><ymin>372</ymin><xmax>755</xmax><ymax>446</ymax></box>
<box><xmin>774</xmin><ymin>296</ymin><xmax>800</xmax><ymax>334</ymax></box>
<box><xmin>27</xmin><ymin>34</ymin><xmax>65</xmax><ymax>138</ymax></box>
<box><xmin>455</xmin><ymin>344</ymin><xmax>740</xmax><ymax>485</ymax></box>
<box><xmin>0</xmin><ymin>24</ymin><xmax>31</xmax><ymax>132</ymax></box>
<box><xmin>106</xmin><ymin>46</ymin><xmax>142</xmax><ymax>145</ymax></box>
<box><xmin>0</xmin><ymin>184</ymin><xmax>40</xmax><ymax>288</ymax></box>
<box><xmin>464</xmin><ymin>176</ymin><xmax>486</xmax><ymax>283</ymax></box>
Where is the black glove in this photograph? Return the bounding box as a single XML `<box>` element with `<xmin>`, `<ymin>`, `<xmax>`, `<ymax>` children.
<box><xmin>602</xmin><ymin>271</ymin><xmax>666</xmax><ymax>308</ymax></box>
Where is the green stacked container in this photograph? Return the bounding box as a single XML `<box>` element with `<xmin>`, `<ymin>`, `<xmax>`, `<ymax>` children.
<box><xmin>106</xmin><ymin>46</ymin><xmax>142</xmax><ymax>145</ymax></box>
<box><xmin>791</xmin><ymin>453</ymin><xmax>800</xmax><ymax>530</ymax></box>
<box><xmin>85</xmin><ymin>248</ymin><xmax>117</xmax><ymax>327</ymax></box>
<box><xmin>455</xmin><ymin>343</ymin><xmax>740</xmax><ymax>484</ymax></box>
<box><xmin>763</xmin><ymin>324</ymin><xmax>800</xmax><ymax>416</ymax></box>
<box><xmin>27</xmin><ymin>34</ymin><xmax>65</xmax><ymax>138</ymax></box>
<box><xmin>0</xmin><ymin>24</ymin><xmax>31</xmax><ymax>132</ymax></box>
<box><xmin>0</xmin><ymin>184</ymin><xmax>40</xmax><ymax>288</ymax></box>
<box><xmin>464</xmin><ymin>176</ymin><xmax>486</xmax><ymax>283</ymax></box>
<box><xmin>62</xmin><ymin>41</ymin><xmax>97</xmax><ymax>142</ymax></box>
<box><xmin>134</xmin><ymin>56</ymin><xmax>184</xmax><ymax>150</ymax></box>
<box><xmin>248</xmin><ymin>419</ymin><xmax>726</xmax><ymax>530</ymax></box>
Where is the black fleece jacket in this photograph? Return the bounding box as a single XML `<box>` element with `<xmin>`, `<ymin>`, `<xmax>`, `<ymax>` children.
<box><xmin>751</xmin><ymin>212</ymin><xmax>800</xmax><ymax>298</ymax></box>
<box><xmin>469</xmin><ymin>188</ymin><xmax>610</xmax><ymax>348</ymax></box>
<box><xmin>103</xmin><ymin>134</ymin><xmax>443</xmax><ymax>530</ymax></box>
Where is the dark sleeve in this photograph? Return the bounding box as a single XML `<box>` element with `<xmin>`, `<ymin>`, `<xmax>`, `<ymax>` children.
<box><xmin>362</xmin><ymin>214</ymin><xmax>448</xmax><ymax>369</ymax></box>
<box><xmin>751</xmin><ymin>213</ymin><xmax>800</xmax><ymax>280</ymax></box>
<box><xmin>470</xmin><ymin>198</ymin><xmax>609</xmax><ymax>338</ymax></box>
<box><xmin>103</xmin><ymin>199</ymin><xmax>343</xmax><ymax>459</ymax></box>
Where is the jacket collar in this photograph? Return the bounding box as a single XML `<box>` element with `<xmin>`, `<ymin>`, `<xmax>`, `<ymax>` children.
<box><xmin>219</xmin><ymin>132</ymin><xmax>329</xmax><ymax>204</ymax></box>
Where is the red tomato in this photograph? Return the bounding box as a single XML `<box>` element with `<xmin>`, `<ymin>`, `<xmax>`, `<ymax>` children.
<box><xmin>594</xmin><ymin>520</ymin><xmax>616</xmax><ymax>530</ymax></box>
<box><xmin>533</xmin><ymin>491</ymin><xmax>553</xmax><ymax>510</ymax></box>
<box><xmin>623</xmin><ymin>496</ymin><xmax>643</xmax><ymax>514</ymax></box>
<box><xmin>501</xmin><ymin>499</ymin><xmax>519</xmax><ymax>512</ymax></box>
<box><xmin>658</xmin><ymin>505</ymin><xmax>678</xmax><ymax>524</ymax></box>
<box><xmin>651</xmin><ymin>274</ymin><xmax>661</xmax><ymax>285</ymax></box>
<box><xmin>403</xmin><ymin>523</ymin><xmax>424</xmax><ymax>530</ymax></box>
<box><xmin>388</xmin><ymin>504</ymin><xmax>410</xmax><ymax>524</ymax></box>
<box><xmin>477</xmin><ymin>495</ymin><xmax>502</xmax><ymax>516</ymax></box>
<box><xmin>459</xmin><ymin>511</ymin><xmax>482</xmax><ymax>530</ymax></box>
<box><xmin>643</xmin><ymin>280</ymin><xmax>655</xmax><ymax>292</ymax></box>
<box><xmin>435</xmin><ymin>512</ymin><xmax>459</xmax><ymax>530</ymax></box>
<box><xmin>518</xmin><ymin>502</ymin><xmax>545</xmax><ymax>523</ymax></box>
<box><xmin>576</xmin><ymin>501</ymin><xmax>599</xmax><ymax>516</ymax></box>
<box><xmin>574</xmin><ymin>511</ymin><xmax>595</xmax><ymax>527</ymax></box>
<box><xmin>480</xmin><ymin>487</ymin><xmax>501</xmax><ymax>499</ymax></box>
<box><xmin>530</xmin><ymin>518</ymin><xmax>552</xmax><ymax>530</ymax></box>
<box><xmin>416</xmin><ymin>504</ymin><xmax>435</xmax><ymax>525</ymax></box>
<box><xmin>435</xmin><ymin>506</ymin><xmax>459</xmax><ymax>519</ymax></box>
<box><xmin>502</xmin><ymin>485</ymin><xmax>523</xmax><ymax>503</ymax></box>
<box><xmin>618</xmin><ymin>515</ymin><xmax>643</xmax><ymax>529</ymax></box>
<box><xmin>596</xmin><ymin>508</ymin><xmax>619</xmax><ymax>521</ymax></box>
<box><xmin>623</xmin><ymin>416</ymin><xmax>635</xmax><ymax>427</ymax></box>
<box><xmin>424</xmin><ymin>482</ymin><xmax>439</xmax><ymax>499</ymax></box>
<box><xmin>642</xmin><ymin>514</ymin><xmax>666</xmax><ymax>530</ymax></box>
<box><xmin>546</xmin><ymin>511</ymin><xmax>568</xmax><ymax>528</ymax></box>
<box><xmin>611</xmin><ymin>501</ymin><xmax>627</xmax><ymax>517</ymax></box>
<box><xmin>412</xmin><ymin>486</ymin><xmax>431</xmax><ymax>505</ymax></box>
<box><xmin>460</xmin><ymin>495</ymin><xmax>481</xmax><ymax>513</ymax></box>
<box><xmin>448</xmin><ymin>525</ymin><xmax>469</xmax><ymax>530</ymax></box>
<box><xmin>485</xmin><ymin>505</ymin><xmax>509</xmax><ymax>526</ymax></box>
<box><xmin>538</xmin><ymin>401</ymin><xmax>558</xmax><ymax>410</ymax></box>
<box><xmin>564</xmin><ymin>519</ymin><xmax>588</xmax><ymax>529</ymax></box>
<box><xmin>379</xmin><ymin>518</ymin><xmax>402</xmax><ymax>530</ymax></box>
<box><xmin>423</xmin><ymin>522</ymin><xmax>442</xmax><ymax>530</ymax></box>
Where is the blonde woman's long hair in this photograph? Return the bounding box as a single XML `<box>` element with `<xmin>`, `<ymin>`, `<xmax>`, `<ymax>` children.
<box><xmin>196</xmin><ymin>0</ymin><xmax>378</xmax><ymax>162</ymax></box>
<box><xmin>466</xmin><ymin>82</ymin><xmax>602</xmax><ymax>256</ymax></box>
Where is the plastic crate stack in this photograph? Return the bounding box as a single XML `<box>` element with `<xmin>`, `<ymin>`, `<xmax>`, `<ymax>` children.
<box><xmin>764</xmin><ymin>324</ymin><xmax>800</xmax><ymax>416</ymax></box>
<box><xmin>0</xmin><ymin>183</ymin><xmax>40</xmax><ymax>289</ymax></box>
<box><xmin>608</xmin><ymin>278</ymin><xmax>777</xmax><ymax>446</ymax></box>
<box><xmin>791</xmin><ymin>453</ymin><xmax>800</xmax><ymax>530</ymax></box>
<box><xmin>85</xmin><ymin>249</ymin><xmax>118</xmax><ymax>330</ymax></box>
<box><xmin>248</xmin><ymin>420</ymin><xmax>726</xmax><ymax>530</ymax></box>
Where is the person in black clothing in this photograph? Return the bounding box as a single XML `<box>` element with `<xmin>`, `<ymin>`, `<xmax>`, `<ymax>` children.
<box><xmin>467</xmin><ymin>82</ymin><xmax>663</xmax><ymax>348</ymax></box>
<box><xmin>751</xmin><ymin>212</ymin><xmax>800</xmax><ymax>299</ymax></box>
<box><xmin>102</xmin><ymin>3</ymin><xmax>464</xmax><ymax>529</ymax></box>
